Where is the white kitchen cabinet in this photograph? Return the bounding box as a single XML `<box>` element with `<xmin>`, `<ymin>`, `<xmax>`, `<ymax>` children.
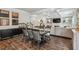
<box><xmin>50</xmin><ymin>27</ymin><xmax>73</xmax><ymax>38</ymax></box>
<box><xmin>50</xmin><ymin>27</ymin><xmax>55</xmax><ymax>34</ymax></box>
<box><xmin>55</xmin><ymin>27</ymin><xmax>63</xmax><ymax>36</ymax></box>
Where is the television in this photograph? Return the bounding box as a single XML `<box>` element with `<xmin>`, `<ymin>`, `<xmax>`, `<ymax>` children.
<box><xmin>53</xmin><ymin>18</ymin><xmax>61</xmax><ymax>23</ymax></box>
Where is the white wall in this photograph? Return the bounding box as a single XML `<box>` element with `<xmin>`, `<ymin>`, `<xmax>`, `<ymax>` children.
<box><xmin>30</xmin><ymin>8</ymin><xmax>75</xmax><ymax>28</ymax></box>
<box><xmin>0</xmin><ymin>8</ymin><xmax>76</xmax><ymax>29</ymax></box>
<box><xmin>0</xmin><ymin>8</ymin><xmax>30</xmax><ymax>29</ymax></box>
<box><xmin>30</xmin><ymin>9</ymin><xmax>62</xmax><ymax>27</ymax></box>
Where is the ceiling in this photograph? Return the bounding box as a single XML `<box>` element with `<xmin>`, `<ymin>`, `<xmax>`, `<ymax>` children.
<box><xmin>18</xmin><ymin>8</ymin><xmax>46</xmax><ymax>14</ymax></box>
<box><xmin>18</xmin><ymin>8</ymin><xmax>76</xmax><ymax>17</ymax></box>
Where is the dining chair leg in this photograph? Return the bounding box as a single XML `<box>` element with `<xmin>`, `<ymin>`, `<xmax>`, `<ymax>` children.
<box><xmin>31</xmin><ymin>40</ymin><xmax>34</xmax><ymax>47</ymax></box>
<box><xmin>37</xmin><ymin>41</ymin><xmax>40</xmax><ymax>49</ymax></box>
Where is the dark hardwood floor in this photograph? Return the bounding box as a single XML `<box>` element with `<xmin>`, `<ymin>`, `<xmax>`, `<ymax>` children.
<box><xmin>0</xmin><ymin>35</ymin><xmax>73</xmax><ymax>50</ymax></box>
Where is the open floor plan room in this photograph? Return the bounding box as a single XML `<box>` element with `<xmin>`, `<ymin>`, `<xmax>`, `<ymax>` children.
<box><xmin>0</xmin><ymin>8</ymin><xmax>78</xmax><ymax>50</ymax></box>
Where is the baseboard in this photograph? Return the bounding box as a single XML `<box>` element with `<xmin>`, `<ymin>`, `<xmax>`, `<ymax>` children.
<box><xmin>50</xmin><ymin>34</ymin><xmax>72</xmax><ymax>39</ymax></box>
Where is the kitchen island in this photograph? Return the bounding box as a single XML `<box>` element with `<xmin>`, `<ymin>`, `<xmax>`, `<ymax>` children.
<box><xmin>28</xmin><ymin>26</ymin><xmax>73</xmax><ymax>38</ymax></box>
<box><xmin>72</xmin><ymin>29</ymin><xmax>79</xmax><ymax>50</ymax></box>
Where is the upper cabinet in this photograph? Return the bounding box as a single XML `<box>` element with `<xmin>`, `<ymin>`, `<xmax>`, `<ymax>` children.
<box><xmin>0</xmin><ymin>9</ymin><xmax>19</xmax><ymax>26</ymax></box>
<box><xmin>0</xmin><ymin>18</ymin><xmax>9</xmax><ymax>26</ymax></box>
<box><xmin>12</xmin><ymin>12</ymin><xmax>19</xmax><ymax>18</ymax></box>
<box><xmin>0</xmin><ymin>9</ymin><xmax>9</xmax><ymax>17</ymax></box>
<box><xmin>12</xmin><ymin>12</ymin><xmax>19</xmax><ymax>25</ymax></box>
<box><xmin>0</xmin><ymin>9</ymin><xmax>9</xmax><ymax>26</ymax></box>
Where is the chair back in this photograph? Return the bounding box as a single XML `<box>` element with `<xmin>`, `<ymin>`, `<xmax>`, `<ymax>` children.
<box><xmin>22</xmin><ymin>29</ymin><xmax>28</xmax><ymax>37</ymax></box>
<box><xmin>32</xmin><ymin>31</ymin><xmax>41</xmax><ymax>41</ymax></box>
<box><xmin>27</xmin><ymin>30</ymin><xmax>33</xmax><ymax>40</ymax></box>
